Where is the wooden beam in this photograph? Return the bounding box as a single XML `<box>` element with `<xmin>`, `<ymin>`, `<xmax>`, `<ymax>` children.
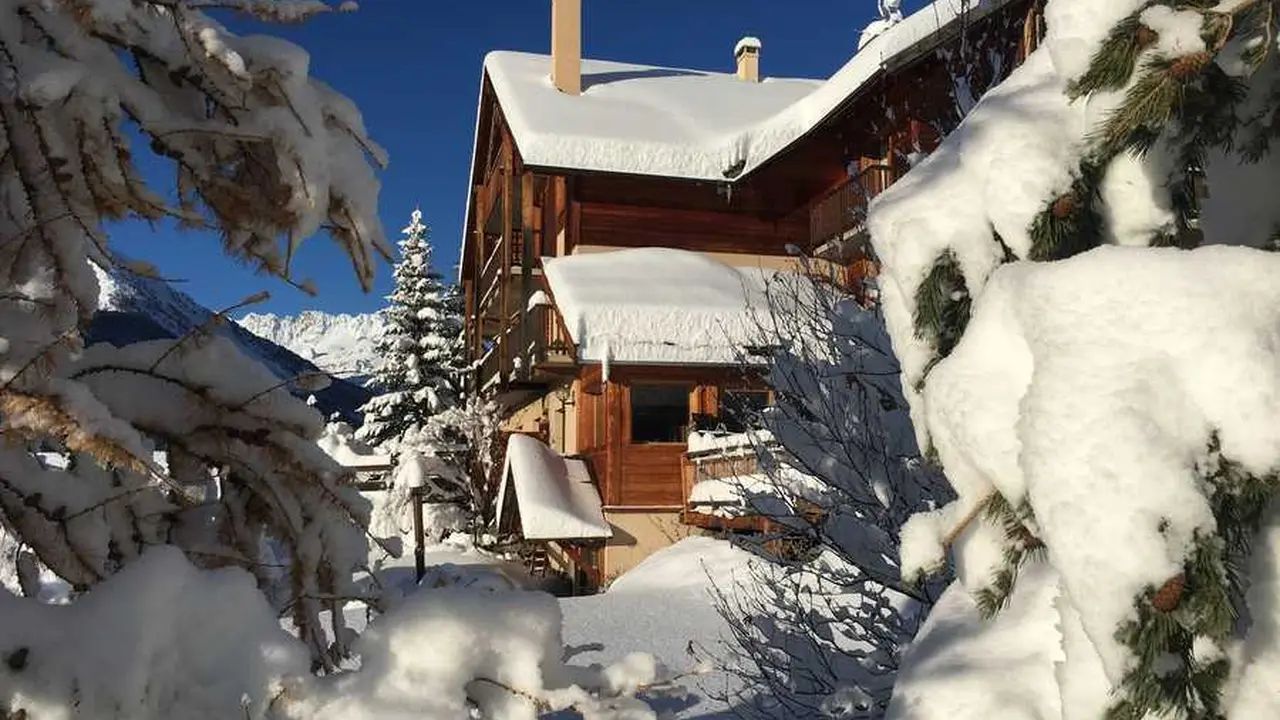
<box><xmin>472</xmin><ymin>187</ymin><xmax>487</xmax><ymax>383</ymax></box>
<box><xmin>520</xmin><ymin>171</ymin><xmax>537</xmax><ymax>383</ymax></box>
<box><xmin>499</xmin><ymin>138</ymin><xmax>514</xmax><ymax>388</ymax></box>
<box><xmin>605</xmin><ymin>380</ymin><xmax>626</xmax><ymax>506</ymax></box>
<box><xmin>484</xmin><ymin>97</ymin><xmax>504</xmax><ymax>179</ymax></box>
<box><xmin>554</xmin><ymin>176</ymin><xmax>568</xmax><ymax>255</ymax></box>
<box><xmin>577</xmin><ymin>201</ymin><xmax>807</xmax><ymax>253</ymax></box>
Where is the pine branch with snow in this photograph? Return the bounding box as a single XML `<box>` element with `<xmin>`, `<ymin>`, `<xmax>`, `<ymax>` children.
<box><xmin>0</xmin><ymin>0</ymin><xmax>390</xmax><ymax>681</ymax></box>
<box><xmin>871</xmin><ymin>1</ymin><xmax>1280</xmax><ymax>717</ymax></box>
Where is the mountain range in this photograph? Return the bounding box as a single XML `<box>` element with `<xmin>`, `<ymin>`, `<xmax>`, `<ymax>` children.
<box><xmin>236</xmin><ymin>311</ymin><xmax>386</xmax><ymax>381</ymax></box>
<box><xmin>88</xmin><ymin>263</ymin><xmax>374</xmax><ymax>425</ymax></box>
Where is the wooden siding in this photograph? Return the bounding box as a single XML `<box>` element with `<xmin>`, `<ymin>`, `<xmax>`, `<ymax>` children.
<box><xmin>617</xmin><ymin>444</ymin><xmax>685</xmax><ymax>506</ymax></box>
<box><xmin>578</xmin><ymin>202</ymin><xmax>806</xmax><ymax>256</ymax></box>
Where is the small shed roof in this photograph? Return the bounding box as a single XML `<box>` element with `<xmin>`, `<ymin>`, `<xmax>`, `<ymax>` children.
<box><xmin>541</xmin><ymin>248</ymin><xmax>781</xmax><ymax>366</ymax></box>
<box><xmin>496</xmin><ymin>434</ymin><xmax>612</xmax><ymax>542</ymax></box>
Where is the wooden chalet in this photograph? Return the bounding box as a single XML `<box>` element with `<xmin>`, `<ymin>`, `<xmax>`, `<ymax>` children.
<box><xmin>463</xmin><ymin>0</ymin><xmax>1044</xmax><ymax>589</ymax></box>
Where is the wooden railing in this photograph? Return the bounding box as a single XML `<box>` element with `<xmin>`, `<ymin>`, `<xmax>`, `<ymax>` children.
<box><xmin>478</xmin><ymin>345</ymin><xmax>500</xmax><ymax>391</ymax></box>
<box><xmin>475</xmin><ymin>301</ymin><xmax>577</xmax><ymax>392</ymax></box>
<box><xmin>809</xmin><ymin>165</ymin><xmax>893</xmax><ymax>251</ymax></box>
<box><xmin>529</xmin><ymin>303</ymin><xmax>574</xmax><ymax>363</ymax></box>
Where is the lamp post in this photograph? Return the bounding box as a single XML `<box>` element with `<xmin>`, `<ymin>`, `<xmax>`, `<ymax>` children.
<box><xmin>411</xmin><ymin>485</ymin><xmax>427</xmax><ymax>582</ymax></box>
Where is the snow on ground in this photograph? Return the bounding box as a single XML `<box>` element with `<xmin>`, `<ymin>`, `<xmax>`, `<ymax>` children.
<box><xmin>558</xmin><ymin>537</ymin><xmax>761</xmax><ymax>718</ymax></box>
<box><xmin>0</xmin><ymin>547</ymin><xmax>310</xmax><ymax>720</ymax></box>
<box><xmin>0</xmin><ymin>518</ymin><xmax>761</xmax><ymax>718</ymax></box>
<box><xmin>0</xmin><ymin>545</ymin><xmax>661</xmax><ymax>719</ymax></box>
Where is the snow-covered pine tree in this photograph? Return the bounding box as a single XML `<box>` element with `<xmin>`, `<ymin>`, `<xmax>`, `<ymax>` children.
<box><xmin>0</xmin><ymin>0</ymin><xmax>390</xmax><ymax>670</ymax></box>
<box><xmin>358</xmin><ymin>210</ymin><xmax>476</xmax><ymax>542</ymax></box>
<box><xmin>871</xmin><ymin>1</ymin><xmax>1280</xmax><ymax>717</ymax></box>
<box><xmin>357</xmin><ymin>210</ymin><xmax>465</xmax><ymax>454</ymax></box>
<box><xmin>711</xmin><ymin>265</ymin><xmax>952</xmax><ymax>719</ymax></box>
<box><xmin>357</xmin><ymin>208</ymin><xmax>465</xmax><ymax>454</ymax></box>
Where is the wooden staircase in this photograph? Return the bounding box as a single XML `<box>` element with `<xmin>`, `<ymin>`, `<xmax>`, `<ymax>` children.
<box><xmin>525</xmin><ymin>545</ymin><xmax>549</xmax><ymax>578</ymax></box>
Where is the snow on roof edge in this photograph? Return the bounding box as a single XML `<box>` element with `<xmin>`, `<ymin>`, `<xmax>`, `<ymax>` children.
<box><xmin>541</xmin><ymin>248</ymin><xmax>783</xmax><ymax>366</ymax></box>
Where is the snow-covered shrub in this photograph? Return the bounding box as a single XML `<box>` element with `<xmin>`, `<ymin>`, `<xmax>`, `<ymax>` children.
<box><xmin>711</xmin><ymin>267</ymin><xmax>952</xmax><ymax>718</ymax></box>
<box><xmin>304</xmin><ymin>587</ymin><xmax>665</xmax><ymax>720</ymax></box>
<box><xmin>368</xmin><ymin>447</ymin><xmax>470</xmax><ymax>549</ymax></box>
<box><xmin>0</xmin><ymin>546</ymin><xmax>311</xmax><ymax>720</ymax></box>
<box><xmin>870</xmin><ymin>1</ymin><xmax>1280</xmax><ymax>716</ymax></box>
<box><xmin>363</xmin><ymin>398</ymin><xmax>502</xmax><ymax>552</ymax></box>
<box><xmin>0</xmin><ymin>546</ymin><xmax>666</xmax><ymax>720</ymax></box>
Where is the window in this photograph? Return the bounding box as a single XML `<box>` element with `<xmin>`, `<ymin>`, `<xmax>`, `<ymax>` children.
<box><xmin>721</xmin><ymin>389</ymin><xmax>770</xmax><ymax>433</ymax></box>
<box><xmin>630</xmin><ymin>385</ymin><xmax>691</xmax><ymax>444</ymax></box>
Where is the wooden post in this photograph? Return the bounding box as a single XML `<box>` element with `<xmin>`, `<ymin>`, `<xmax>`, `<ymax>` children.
<box><xmin>412</xmin><ymin>486</ymin><xmax>426</xmax><ymax>582</ymax></box>
<box><xmin>472</xmin><ymin>188</ymin><xmax>487</xmax><ymax>389</ymax></box>
<box><xmin>499</xmin><ymin>145</ymin><xmax>514</xmax><ymax>385</ymax></box>
<box><xmin>520</xmin><ymin>172</ymin><xmax>537</xmax><ymax>380</ymax></box>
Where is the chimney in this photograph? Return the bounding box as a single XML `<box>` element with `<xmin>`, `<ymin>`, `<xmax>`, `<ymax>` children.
<box><xmin>735</xmin><ymin>37</ymin><xmax>761</xmax><ymax>82</ymax></box>
<box><xmin>551</xmin><ymin>0</ymin><xmax>582</xmax><ymax>95</ymax></box>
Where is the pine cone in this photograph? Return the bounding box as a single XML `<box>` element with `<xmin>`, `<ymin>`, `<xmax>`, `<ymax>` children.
<box><xmin>1152</xmin><ymin>573</ymin><xmax>1185</xmax><ymax>612</ymax></box>
<box><xmin>1051</xmin><ymin>193</ymin><xmax>1076</xmax><ymax>219</ymax></box>
<box><xmin>1014</xmin><ymin>526</ymin><xmax>1044</xmax><ymax>550</ymax></box>
<box><xmin>1170</xmin><ymin>52</ymin><xmax>1211</xmax><ymax>81</ymax></box>
<box><xmin>1135</xmin><ymin>26</ymin><xmax>1158</xmax><ymax>49</ymax></box>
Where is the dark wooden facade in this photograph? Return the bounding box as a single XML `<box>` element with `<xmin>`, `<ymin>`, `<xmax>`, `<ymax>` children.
<box><xmin>463</xmin><ymin>0</ymin><xmax>1043</xmax><ymax>581</ymax></box>
<box><xmin>574</xmin><ymin>365</ymin><xmax>767</xmax><ymax>509</ymax></box>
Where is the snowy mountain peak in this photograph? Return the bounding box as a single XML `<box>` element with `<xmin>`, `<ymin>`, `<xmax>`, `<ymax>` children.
<box><xmin>88</xmin><ymin>261</ymin><xmax>372</xmax><ymax>424</ymax></box>
<box><xmin>238</xmin><ymin>310</ymin><xmax>386</xmax><ymax>379</ymax></box>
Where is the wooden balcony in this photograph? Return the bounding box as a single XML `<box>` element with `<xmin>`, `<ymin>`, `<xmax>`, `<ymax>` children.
<box><xmin>809</xmin><ymin>164</ymin><xmax>893</xmax><ymax>261</ymax></box>
<box><xmin>473</xmin><ymin>298</ymin><xmax>578</xmax><ymax>397</ymax></box>
<box><xmin>524</xmin><ymin>303</ymin><xmax>576</xmax><ymax>375</ymax></box>
<box><xmin>680</xmin><ymin>432</ymin><xmax>773</xmax><ymax>528</ymax></box>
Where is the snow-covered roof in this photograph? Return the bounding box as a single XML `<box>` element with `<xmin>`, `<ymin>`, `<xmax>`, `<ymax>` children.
<box><xmin>542</xmin><ymin>248</ymin><xmax>779</xmax><ymax>366</ymax></box>
<box><xmin>481</xmin><ymin>0</ymin><xmax>1014</xmax><ymax>182</ymax></box>
<box><xmin>484</xmin><ymin>51</ymin><xmax>820</xmax><ymax>181</ymax></box>
<box><xmin>496</xmin><ymin>434</ymin><xmax>612</xmax><ymax>541</ymax></box>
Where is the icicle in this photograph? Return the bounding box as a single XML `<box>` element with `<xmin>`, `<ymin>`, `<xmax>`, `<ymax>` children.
<box><xmin>602</xmin><ymin>339</ymin><xmax>612</xmax><ymax>384</ymax></box>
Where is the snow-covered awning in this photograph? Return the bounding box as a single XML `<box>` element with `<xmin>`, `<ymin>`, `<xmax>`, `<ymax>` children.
<box><xmin>542</xmin><ymin>248</ymin><xmax>783</xmax><ymax>366</ymax></box>
<box><xmin>496</xmin><ymin>434</ymin><xmax>612</xmax><ymax>542</ymax></box>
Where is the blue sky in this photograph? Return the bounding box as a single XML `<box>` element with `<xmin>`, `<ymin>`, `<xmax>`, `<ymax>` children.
<box><xmin>112</xmin><ymin>1</ymin><xmax>902</xmax><ymax>317</ymax></box>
